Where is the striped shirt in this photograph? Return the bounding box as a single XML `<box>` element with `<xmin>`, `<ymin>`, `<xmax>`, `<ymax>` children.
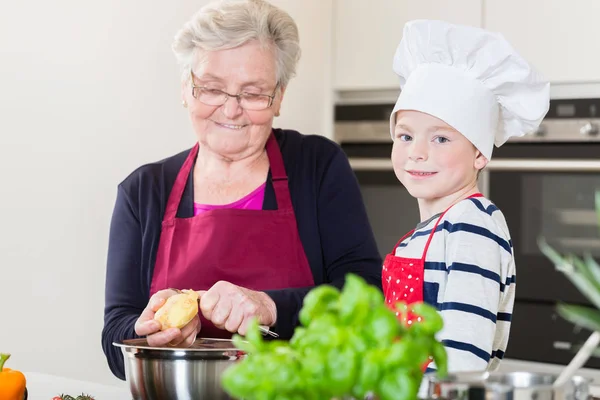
<box><xmin>394</xmin><ymin>196</ymin><xmax>516</xmax><ymax>372</ymax></box>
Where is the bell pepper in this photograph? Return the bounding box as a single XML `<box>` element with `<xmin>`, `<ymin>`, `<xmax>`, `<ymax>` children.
<box><xmin>0</xmin><ymin>353</ymin><xmax>27</xmax><ymax>400</ymax></box>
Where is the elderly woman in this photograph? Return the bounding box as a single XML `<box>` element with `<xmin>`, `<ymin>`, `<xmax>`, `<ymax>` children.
<box><xmin>101</xmin><ymin>0</ymin><xmax>381</xmax><ymax>380</ymax></box>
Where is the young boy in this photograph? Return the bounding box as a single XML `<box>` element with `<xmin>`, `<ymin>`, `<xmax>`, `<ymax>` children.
<box><xmin>383</xmin><ymin>20</ymin><xmax>550</xmax><ymax>373</ymax></box>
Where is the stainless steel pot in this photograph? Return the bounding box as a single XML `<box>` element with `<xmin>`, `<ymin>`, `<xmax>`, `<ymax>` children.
<box><xmin>422</xmin><ymin>371</ymin><xmax>591</xmax><ymax>400</ymax></box>
<box><xmin>113</xmin><ymin>338</ymin><xmax>244</xmax><ymax>400</ymax></box>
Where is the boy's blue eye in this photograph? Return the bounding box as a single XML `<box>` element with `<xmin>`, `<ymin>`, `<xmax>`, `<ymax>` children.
<box><xmin>397</xmin><ymin>134</ymin><xmax>412</xmax><ymax>142</ymax></box>
<box><xmin>433</xmin><ymin>136</ymin><xmax>450</xmax><ymax>144</ymax></box>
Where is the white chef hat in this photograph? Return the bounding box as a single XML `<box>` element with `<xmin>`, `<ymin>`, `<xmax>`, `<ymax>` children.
<box><xmin>390</xmin><ymin>19</ymin><xmax>550</xmax><ymax>160</ymax></box>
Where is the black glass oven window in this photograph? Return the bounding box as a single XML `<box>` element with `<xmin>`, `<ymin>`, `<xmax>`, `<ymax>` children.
<box><xmin>522</xmin><ymin>174</ymin><xmax>600</xmax><ymax>257</ymax></box>
<box><xmin>354</xmin><ymin>170</ymin><xmax>420</xmax><ymax>258</ymax></box>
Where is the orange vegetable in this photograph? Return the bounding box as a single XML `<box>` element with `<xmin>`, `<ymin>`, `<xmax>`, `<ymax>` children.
<box><xmin>0</xmin><ymin>353</ymin><xmax>26</xmax><ymax>400</ymax></box>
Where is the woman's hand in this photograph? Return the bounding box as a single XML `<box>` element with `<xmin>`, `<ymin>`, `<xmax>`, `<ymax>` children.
<box><xmin>199</xmin><ymin>281</ymin><xmax>277</xmax><ymax>335</ymax></box>
<box><xmin>134</xmin><ymin>289</ymin><xmax>201</xmax><ymax>347</ymax></box>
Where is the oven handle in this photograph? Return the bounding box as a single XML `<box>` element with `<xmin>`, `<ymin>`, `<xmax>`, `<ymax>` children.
<box><xmin>486</xmin><ymin>159</ymin><xmax>600</xmax><ymax>172</ymax></box>
<box><xmin>348</xmin><ymin>158</ymin><xmax>392</xmax><ymax>170</ymax></box>
<box><xmin>348</xmin><ymin>158</ymin><xmax>600</xmax><ymax>172</ymax></box>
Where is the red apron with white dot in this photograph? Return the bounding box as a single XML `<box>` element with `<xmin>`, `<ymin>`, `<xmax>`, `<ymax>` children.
<box><xmin>382</xmin><ymin>193</ymin><xmax>484</xmax><ymax>323</ymax></box>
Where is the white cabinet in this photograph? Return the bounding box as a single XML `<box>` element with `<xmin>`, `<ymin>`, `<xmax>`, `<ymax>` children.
<box><xmin>484</xmin><ymin>0</ymin><xmax>600</xmax><ymax>83</ymax></box>
<box><xmin>333</xmin><ymin>0</ymin><xmax>483</xmax><ymax>90</ymax></box>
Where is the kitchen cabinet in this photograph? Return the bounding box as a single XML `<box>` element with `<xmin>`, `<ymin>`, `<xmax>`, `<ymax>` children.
<box><xmin>484</xmin><ymin>0</ymin><xmax>600</xmax><ymax>83</ymax></box>
<box><xmin>333</xmin><ymin>0</ymin><xmax>483</xmax><ymax>90</ymax></box>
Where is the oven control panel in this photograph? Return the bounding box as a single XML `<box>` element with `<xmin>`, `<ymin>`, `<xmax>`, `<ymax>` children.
<box><xmin>510</xmin><ymin>98</ymin><xmax>600</xmax><ymax>143</ymax></box>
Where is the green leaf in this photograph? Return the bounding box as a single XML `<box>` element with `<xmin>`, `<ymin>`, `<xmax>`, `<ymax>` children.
<box><xmin>539</xmin><ymin>237</ymin><xmax>600</xmax><ymax>310</ymax></box>
<box><xmin>298</xmin><ymin>285</ymin><xmax>340</xmax><ymax>326</ymax></box>
<box><xmin>596</xmin><ymin>191</ymin><xmax>600</xmax><ymax>234</ymax></box>
<box><xmin>233</xmin><ymin>318</ymin><xmax>265</xmax><ymax>354</ymax></box>
<box><xmin>338</xmin><ymin>274</ymin><xmax>371</xmax><ymax>325</ymax></box>
<box><xmin>569</xmin><ymin>254</ymin><xmax>600</xmax><ymax>292</ymax></box>
<box><xmin>538</xmin><ymin>237</ymin><xmax>571</xmax><ymax>273</ymax></box>
<box><xmin>583</xmin><ymin>253</ymin><xmax>600</xmax><ymax>289</ymax></box>
<box><xmin>559</xmin><ymin>270</ymin><xmax>600</xmax><ymax>310</ymax></box>
<box><xmin>557</xmin><ymin>303</ymin><xmax>600</xmax><ymax>332</ymax></box>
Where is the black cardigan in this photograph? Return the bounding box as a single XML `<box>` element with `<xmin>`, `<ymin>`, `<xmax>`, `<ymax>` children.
<box><xmin>101</xmin><ymin>129</ymin><xmax>383</xmax><ymax>379</ymax></box>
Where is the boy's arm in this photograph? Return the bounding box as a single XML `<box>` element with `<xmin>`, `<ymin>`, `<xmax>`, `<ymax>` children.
<box><xmin>429</xmin><ymin>210</ymin><xmax>512</xmax><ymax>372</ymax></box>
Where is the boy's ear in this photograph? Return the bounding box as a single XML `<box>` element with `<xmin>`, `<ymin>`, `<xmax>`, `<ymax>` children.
<box><xmin>474</xmin><ymin>150</ymin><xmax>489</xmax><ymax>170</ymax></box>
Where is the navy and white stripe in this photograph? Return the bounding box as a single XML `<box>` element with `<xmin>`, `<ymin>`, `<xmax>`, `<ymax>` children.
<box><xmin>395</xmin><ymin>196</ymin><xmax>516</xmax><ymax>372</ymax></box>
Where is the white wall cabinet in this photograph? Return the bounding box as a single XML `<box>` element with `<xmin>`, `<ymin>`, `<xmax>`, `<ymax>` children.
<box><xmin>484</xmin><ymin>0</ymin><xmax>600</xmax><ymax>84</ymax></box>
<box><xmin>333</xmin><ymin>0</ymin><xmax>483</xmax><ymax>90</ymax></box>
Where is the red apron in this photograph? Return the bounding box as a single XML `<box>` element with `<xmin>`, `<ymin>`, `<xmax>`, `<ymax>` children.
<box><xmin>150</xmin><ymin>132</ymin><xmax>315</xmax><ymax>338</ymax></box>
<box><xmin>383</xmin><ymin>193</ymin><xmax>483</xmax><ymax>371</ymax></box>
<box><xmin>382</xmin><ymin>193</ymin><xmax>484</xmax><ymax>322</ymax></box>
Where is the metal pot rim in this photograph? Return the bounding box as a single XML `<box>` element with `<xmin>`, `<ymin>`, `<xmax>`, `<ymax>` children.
<box><xmin>112</xmin><ymin>337</ymin><xmax>242</xmax><ymax>353</ymax></box>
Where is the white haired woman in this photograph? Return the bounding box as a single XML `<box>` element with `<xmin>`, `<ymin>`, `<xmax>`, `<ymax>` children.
<box><xmin>101</xmin><ymin>0</ymin><xmax>382</xmax><ymax>380</ymax></box>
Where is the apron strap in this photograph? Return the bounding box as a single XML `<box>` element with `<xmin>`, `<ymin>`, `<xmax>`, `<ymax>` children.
<box><xmin>265</xmin><ymin>131</ymin><xmax>293</xmax><ymax>211</ymax></box>
<box><xmin>420</xmin><ymin>192</ymin><xmax>484</xmax><ymax>261</ymax></box>
<box><xmin>164</xmin><ymin>132</ymin><xmax>291</xmax><ymax>221</ymax></box>
<box><xmin>164</xmin><ymin>143</ymin><xmax>199</xmax><ymax>222</ymax></box>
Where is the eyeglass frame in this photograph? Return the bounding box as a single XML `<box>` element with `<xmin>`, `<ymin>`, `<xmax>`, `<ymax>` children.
<box><xmin>189</xmin><ymin>70</ymin><xmax>279</xmax><ymax>110</ymax></box>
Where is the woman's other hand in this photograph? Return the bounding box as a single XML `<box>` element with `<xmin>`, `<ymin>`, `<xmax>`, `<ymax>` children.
<box><xmin>199</xmin><ymin>281</ymin><xmax>277</xmax><ymax>335</ymax></box>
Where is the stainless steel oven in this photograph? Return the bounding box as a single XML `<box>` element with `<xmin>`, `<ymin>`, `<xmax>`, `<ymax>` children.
<box><xmin>335</xmin><ymin>103</ymin><xmax>420</xmax><ymax>257</ymax></box>
<box><xmin>483</xmin><ymin>98</ymin><xmax>600</xmax><ymax>367</ymax></box>
<box><xmin>335</xmin><ymin>98</ymin><xmax>600</xmax><ymax>368</ymax></box>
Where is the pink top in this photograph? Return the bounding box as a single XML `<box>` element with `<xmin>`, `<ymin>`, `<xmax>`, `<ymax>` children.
<box><xmin>193</xmin><ymin>183</ymin><xmax>267</xmax><ymax>215</ymax></box>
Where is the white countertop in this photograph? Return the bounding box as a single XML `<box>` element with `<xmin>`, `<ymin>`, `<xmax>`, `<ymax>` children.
<box><xmin>22</xmin><ymin>360</ymin><xmax>600</xmax><ymax>399</ymax></box>
<box><xmin>23</xmin><ymin>372</ymin><xmax>131</xmax><ymax>400</ymax></box>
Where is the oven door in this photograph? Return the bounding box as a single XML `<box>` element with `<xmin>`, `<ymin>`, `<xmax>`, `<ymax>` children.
<box><xmin>347</xmin><ymin>156</ymin><xmax>420</xmax><ymax>259</ymax></box>
<box><xmin>484</xmin><ymin>143</ymin><xmax>600</xmax><ymax>305</ymax></box>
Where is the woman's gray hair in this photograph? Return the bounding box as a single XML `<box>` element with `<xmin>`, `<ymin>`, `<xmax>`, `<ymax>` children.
<box><xmin>172</xmin><ymin>0</ymin><xmax>301</xmax><ymax>88</ymax></box>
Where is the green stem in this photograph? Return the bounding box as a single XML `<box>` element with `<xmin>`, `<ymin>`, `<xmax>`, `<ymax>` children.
<box><xmin>0</xmin><ymin>353</ymin><xmax>10</xmax><ymax>372</ymax></box>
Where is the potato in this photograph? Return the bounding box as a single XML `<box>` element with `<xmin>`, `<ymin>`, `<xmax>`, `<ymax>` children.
<box><xmin>154</xmin><ymin>289</ymin><xmax>199</xmax><ymax>330</ymax></box>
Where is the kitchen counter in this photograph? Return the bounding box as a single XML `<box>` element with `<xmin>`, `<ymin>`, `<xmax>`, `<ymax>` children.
<box><xmin>23</xmin><ymin>372</ymin><xmax>130</xmax><ymax>400</ymax></box>
<box><xmin>23</xmin><ymin>361</ymin><xmax>600</xmax><ymax>399</ymax></box>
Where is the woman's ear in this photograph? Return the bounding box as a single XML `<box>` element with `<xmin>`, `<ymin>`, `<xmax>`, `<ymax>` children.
<box><xmin>273</xmin><ymin>86</ymin><xmax>286</xmax><ymax>117</ymax></box>
<box><xmin>278</xmin><ymin>86</ymin><xmax>286</xmax><ymax>102</ymax></box>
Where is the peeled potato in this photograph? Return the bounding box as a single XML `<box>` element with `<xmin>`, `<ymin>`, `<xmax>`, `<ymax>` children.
<box><xmin>154</xmin><ymin>289</ymin><xmax>199</xmax><ymax>330</ymax></box>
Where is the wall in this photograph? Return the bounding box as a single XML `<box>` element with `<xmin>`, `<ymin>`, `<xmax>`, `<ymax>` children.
<box><xmin>0</xmin><ymin>0</ymin><xmax>333</xmax><ymax>386</ymax></box>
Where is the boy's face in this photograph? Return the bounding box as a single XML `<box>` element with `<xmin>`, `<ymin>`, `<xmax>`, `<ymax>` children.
<box><xmin>391</xmin><ymin>110</ymin><xmax>488</xmax><ymax>201</ymax></box>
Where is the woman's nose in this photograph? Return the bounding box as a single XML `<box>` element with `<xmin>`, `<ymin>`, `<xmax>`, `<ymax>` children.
<box><xmin>220</xmin><ymin>95</ymin><xmax>244</xmax><ymax>119</ymax></box>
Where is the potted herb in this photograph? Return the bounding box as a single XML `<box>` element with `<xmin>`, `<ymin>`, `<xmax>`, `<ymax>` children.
<box><xmin>221</xmin><ymin>274</ymin><xmax>448</xmax><ymax>400</ymax></box>
<box><xmin>538</xmin><ymin>191</ymin><xmax>600</xmax><ymax>385</ymax></box>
